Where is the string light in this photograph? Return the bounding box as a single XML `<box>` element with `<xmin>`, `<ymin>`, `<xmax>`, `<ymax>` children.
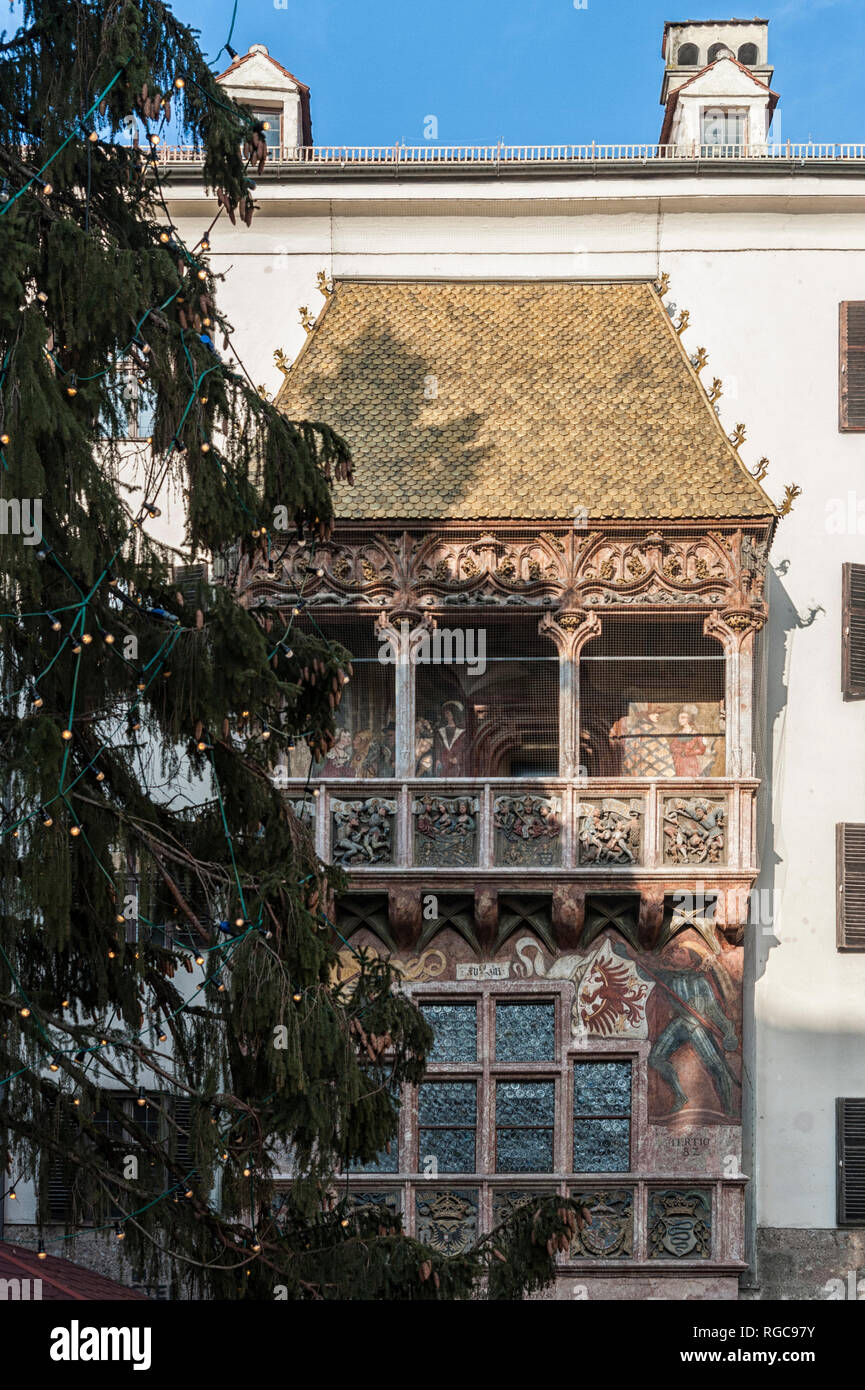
<box><xmin>114</xmin><ymin>1221</ymin><xmax>125</xmax><ymax>1240</ymax></box>
<box><xmin>136</xmin><ymin>1087</ymin><xmax>146</xmax><ymax>1107</ymax></box>
<box><xmin>49</xmin><ymin>1056</ymin><xmax>60</xmax><ymax>1071</ymax></box>
<box><xmin>61</xmin><ymin>728</ymin><xmax>73</xmax><ymax>740</ymax></box>
<box><xmin>19</xmin><ymin>1006</ymin><xmax>30</xmax><ymax>1018</ymax></box>
<box><xmin>40</xmin><ymin>808</ymin><xmax>53</xmax><ymax>827</ymax></box>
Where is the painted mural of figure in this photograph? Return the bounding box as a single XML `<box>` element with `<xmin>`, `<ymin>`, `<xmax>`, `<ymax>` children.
<box><xmin>435</xmin><ymin>702</ymin><xmax>468</xmax><ymax>777</ymax></box>
<box><xmin>670</xmin><ymin>704</ymin><xmax>708</xmax><ymax>778</ymax></box>
<box><xmin>609</xmin><ymin>703</ymin><xmax>676</xmax><ymax>777</ymax></box>
<box><xmin>415</xmin><ymin>718</ymin><xmax>434</xmax><ymax>777</ymax></box>
<box><xmin>322</xmin><ymin>727</ymin><xmax>354</xmax><ymax>776</ymax></box>
<box><xmin>620</xmin><ymin>942</ymin><xmax>739</xmax><ymax>1116</ymax></box>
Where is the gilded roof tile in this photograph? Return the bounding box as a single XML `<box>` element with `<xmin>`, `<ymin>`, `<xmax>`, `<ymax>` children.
<box><xmin>276</xmin><ymin>280</ymin><xmax>776</xmax><ymax>521</ymax></box>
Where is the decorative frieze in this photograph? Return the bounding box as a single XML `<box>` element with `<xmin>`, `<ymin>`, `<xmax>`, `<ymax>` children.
<box><xmin>413</xmin><ymin>794</ymin><xmax>479</xmax><ymax>867</ymax></box>
<box><xmin>494</xmin><ymin>795</ymin><xmax>562</xmax><ymax>866</ymax></box>
<box><xmin>663</xmin><ymin>797</ymin><xmax>726</xmax><ymax>865</ymax></box>
<box><xmin>577</xmin><ymin>798</ymin><xmax>643</xmax><ymax>866</ymax></box>
<box><xmin>331</xmin><ymin>797</ymin><xmax>397</xmax><ymax>867</ymax></box>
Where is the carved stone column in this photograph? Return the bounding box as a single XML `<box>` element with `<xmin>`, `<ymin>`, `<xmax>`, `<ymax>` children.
<box><xmin>376</xmin><ymin>611</ymin><xmax>436</xmax><ymax>778</ymax></box>
<box><xmin>539</xmin><ymin>610</ymin><xmax>602</xmax><ymax>781</ymax></box>
<box><xmin>704</xmin><ymin>607</ymin><xmax>766</xmax><ymax>780</ymax></box>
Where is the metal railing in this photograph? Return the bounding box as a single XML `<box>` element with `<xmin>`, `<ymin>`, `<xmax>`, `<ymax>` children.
<box><xmin>156</xmin><ymin>141</ymin><xmax>865</xmax><ymax>168</ymax></box>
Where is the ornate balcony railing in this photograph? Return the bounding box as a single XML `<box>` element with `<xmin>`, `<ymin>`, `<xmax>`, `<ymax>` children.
<box><xmin>285</xmin><ymin>777</ymin><xmax>758</xmax><ymax>875</ymax></box>
<box><xmin>155</xmin><ymin>141</ymin><xmax>865</xmax><ymax>170</ymax></box>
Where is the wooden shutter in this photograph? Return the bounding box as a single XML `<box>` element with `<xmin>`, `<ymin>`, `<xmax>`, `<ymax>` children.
<box><xmin>842</xmin><ymin>564</ymin><xmax>865</xmax><ymax>699</ymax></box>
<box><xmin>837</xmin><ymin>1098</ymin><xmax>865</xmax><ymax>1224</ymax></box>
<box><xmin>840</xmin><ymin>302</ymin><xmax>865</xmax><ymax>431</ymax></box>
<box><xmin>837</xmin><ymin>824</ymin><xmax>865</xmax><ymax>949</ymax></box>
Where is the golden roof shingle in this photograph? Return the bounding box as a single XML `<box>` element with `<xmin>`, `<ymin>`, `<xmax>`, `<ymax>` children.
<box><xmin>276</xmin><ymin>280</ymin><xmax>776</xmax><ymax>522</ymax></box>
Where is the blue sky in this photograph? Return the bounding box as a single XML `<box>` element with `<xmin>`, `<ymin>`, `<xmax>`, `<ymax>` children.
<box><xmin>176</xmin><ymin>0</ymin><xmax>864</xmax><ymax>146</ymax></box>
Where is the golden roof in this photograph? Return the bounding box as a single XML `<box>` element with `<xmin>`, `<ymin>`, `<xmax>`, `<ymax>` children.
<box><xmin>276</xmin><ymin>279</ymin><xmax>776</xmax><ymax>522</ymax></box>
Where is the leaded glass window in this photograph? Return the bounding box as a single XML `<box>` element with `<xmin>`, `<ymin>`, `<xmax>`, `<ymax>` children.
<box><xmin>422</xmin><ymin>1002</ymin><xmax>478</xmax><ymax>1063</ymax></box>
<box><xmin>495</xmin><ymin>1080</ymin><xmax>555</xmax><ymax>1172</ymax></box>
<box><xmin>418</xmin><ymin>1081</ymin><xmax>477</xmax><ymax>1172</ymax></box>
<box><xmin>573</xmin><ymin>1060</ymin><xmax>631</xmax><ymax>1172</ymax></box>
<box><xmin>495</xmin><ymin>1000</ymin><xmax>555</xmax><ymax>1061</ymax></box>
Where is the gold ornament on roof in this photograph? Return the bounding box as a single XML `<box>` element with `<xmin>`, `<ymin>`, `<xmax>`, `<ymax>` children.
<box><xmin>691</xmin><ymin>346</ymin><xmax>709</xmax><ymax>373</ymax></box>
<box><xmin>273</xmin><ymin>348</ymin><xmax>292</xmax><ymax>378</ymax></box>
<box><xmin>316</xmin><ymin>270</ymin><xmax>334</xmax><ymax>298</ymax></box>
<box><xmin>299</xmin><ymin>306</ymin><xmax>315</xmax><ymax>333</ymax></box>
<box><xmin>655</xmin><ymin>272</ymin><xmax>670</xmax><ymax>296</ymax></box>
<box><xmin>751</xmin><ymin>457</ymin><xmax>769</xmax><ymax>482</ymax></box>
<box><xmin>778</xmin><ymin>483</ymin><xmax>802</xmax><ymax>516</ymax></box>
<box><xmin>729</xmin><ymin>423</ymin><xmax>747</xmax><ymax>449</ymax></box>
<box><xmin>708</xmin><ymin>378</ymin><xmax>723</xmax><ymax>404</ymax></box>
<box><xmin>256</xmin><ymin>383</ymin><xmax>271</xmax><ymax>401</ymax></box>
<box><xmin>675</xmin><ymin>309</ymin><xmax>690</xmax><ymax>336</ymax></box>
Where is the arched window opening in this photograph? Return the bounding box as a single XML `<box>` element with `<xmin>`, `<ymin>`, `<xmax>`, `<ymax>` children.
<box><xmin>708</xmin><ymin>42</ymin><xmax>734</xmax><ymax>64</ymax></box>
<box><xmin>677</xmin><ymin>43</ymin><xmax>700</xmax><ymax>66</ymax></box>
<box><xmin>738</xmin><ymin>43</ymin><xmax>759</xmax><ymax>66</ymax></box>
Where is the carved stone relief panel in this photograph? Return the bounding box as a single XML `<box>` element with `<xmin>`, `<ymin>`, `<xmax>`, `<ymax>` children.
<box><xmin>493</xmin><ymin>795</ymin><xmax>563</xmax><ymax>866</ymax></box>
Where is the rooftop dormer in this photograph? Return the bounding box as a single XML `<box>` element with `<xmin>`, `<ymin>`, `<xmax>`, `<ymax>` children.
<box><xmin>216</xmin><ymin>43</ymin><xmax>312</xmax><ymax>150</ymax></box>
<box><xmin>660</xmin><ymin>19</ymin><xmax>773</xmax><ymax>105</ymax></box>
<box><xmin>659</xmin><ymin>20</ymin><xmax>778</xmax><ymax>151</ymax></box>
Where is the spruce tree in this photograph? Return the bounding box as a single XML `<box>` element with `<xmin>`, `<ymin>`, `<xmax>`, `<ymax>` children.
<box><xmin>0</xmin><ymin>0</ymin><xmax>581</xmax><ymax>1298</ymax></box>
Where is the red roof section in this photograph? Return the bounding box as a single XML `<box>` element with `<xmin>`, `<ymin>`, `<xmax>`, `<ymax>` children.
<box><xmin>0</xmin><ymin>1241</ymin><xmax>149</xmax><ymax>1300</ymax></box>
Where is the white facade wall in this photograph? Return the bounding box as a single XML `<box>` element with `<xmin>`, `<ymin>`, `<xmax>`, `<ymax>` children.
<box><xmin>166</xmin><ymin>170</ymin><xmax>865</xmax><ymax>1242</ymax></box>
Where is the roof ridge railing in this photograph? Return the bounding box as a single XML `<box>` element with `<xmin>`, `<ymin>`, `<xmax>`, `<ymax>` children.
<box><xmin>156</xmin><ymin>141</ymin><xmax>865</xmax><ymax>165</ymax></box>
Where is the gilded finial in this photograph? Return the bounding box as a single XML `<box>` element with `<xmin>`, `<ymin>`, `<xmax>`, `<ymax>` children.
<box><xmin>729</xmin><ymin>423</ymin><xmax>747</xmax><ymax>449</ymax></box>
<box><xmin>316</xmin><ymin>269</ymin><xmax>333</xmax><ymax>298</ymax></box>
<box><xmin>751</xmin><ymin>457</ymin><xmax>769</xmax><ymax>482</ymax></box>
<box><xmin>691</xmin><ymin>346</ymin><xmax>709</xmax><ymax>373</ymax></box>
<box><xmin>778</xmin><ymin>483</ymin><xmax>802</xmax><ymax>516</ymax></box>
<box><xmin>299</xmin><ymin>306</ymin><xmax>315</xmax><ymax>333</ymax></box>
<box><xmin>708</xmin><ymin>378</ymin><xmax>723</xmax><ymax>404</ymax></box>
<box><xmin>256</xmin><ymin>383</ymin><xmax>272</xmax><ymax>401</ymax></box>
<box><xmin>655</xmin><ymin>271</ymin><xmax>670</xmax><ymax>296</ymax></box>
<box><xmin>273</xmin><ymin>347</ymin><xmax>292</xmax><ymax>378</ymax></box>
<box><xmin>675</xmin><ymin>309</ymin><xmax>690</xmax><ymax>336</ymax></box>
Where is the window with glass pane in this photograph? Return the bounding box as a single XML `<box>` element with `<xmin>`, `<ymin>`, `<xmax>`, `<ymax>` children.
<box><xmin>496</xmin><ymin>1080</ymin><xmax>555</xmax><ymax>1172</ymax></box>
<box><xmin>414</xmin><ymin>614</ymin><xmax>559</xmax><ymax>777</ymax></box>
<box><xmin>287</xmin><ymin>615</ymin><xmax>395</xmax><ymax>780</ymax></box>
<box><xmin>495</xmin><ymin>1001</ymin><xmax>555</xmax><ymax>1061</ymax></box>
<box><xmin>422</xmin><ymin>1002</ymin><xmax>478</xmax><ymax>1063</ymax></box>
<box><xmin>573</xmin><ymin>1060</ymin><xmax>631</xmax><ymax>1172</ymax></box>
<box><xmin>418</xmin><ymin>1081</ymin><xmax>477</xmax><ymax>1172</ymax></box>
<box><xmin>701</xmin><ymin>106</ymin><xmax>747</xmax><ymax>153</ymax></box>
<box><xmin>580</xmin><ymin>618</ymin><xmax>726</xmax><ymax>778</ymax></box>
<box><xmin>250</xmin><ymin>108</ymin><xmax>281</xmax><ymax>150</ymax></box>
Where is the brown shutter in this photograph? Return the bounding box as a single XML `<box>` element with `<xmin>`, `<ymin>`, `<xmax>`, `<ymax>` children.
<box><xmin>840</xmin><ymin>302</ymin><xmax>865</xmax><ymax>431</ymax></box>
<box><xmin>842</xmin><ymin>563</ymin><xmax>865</xmax><ymax>699</ymax></box>
<box><xmin>837</xmin><ymin>1098</ymin><xmax>865</xmax><ymax>1225</ymax></box>
<box><xmin>837</xmin><ymin>823</ymin><xmax>865</xmax><ymax>950</ymax></box>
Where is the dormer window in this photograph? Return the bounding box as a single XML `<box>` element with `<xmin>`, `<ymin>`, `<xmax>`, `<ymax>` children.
<box><xmin>250</xmin><ymin>107</ymin><xmax>281</xmax><ymax>151</ymax></box>
<box><xmin>676</xmin><ymin>43</ymin><xmax>699</xmax><ymax>66</ymax></box>
<box><xmin>701</xmin><ymin>106</ymin><xmax>748</xmax><ymax>154</ymax></box>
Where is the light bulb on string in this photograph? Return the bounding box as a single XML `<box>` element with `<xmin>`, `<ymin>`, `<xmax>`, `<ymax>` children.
<box><xmin>0</xmin><ymin>433</ymin><xmax>9</xmax><ymax>445</ymax></box>
<box><xmin>31</xmin><ymin>688</ymin><xmax>44</xmax><ymax>709</ymax></box>
<box><xmin>41</xmin><ymin>808</ymin><xmax>53</xmax><ymax>827</ymax></box>
<box><xmin>49</xmin><ymin>1055</ymin><xmax>60</xmax><ymax>1072</ymax></box>
<box><xmin>174</xmin><ymin>77</ymin><xmax>185</xmax><ymax>89</ymax></box>
<box><xmin>41</xmin><ymin>182</ymin><xmax>52</xmax><ymax>196</ymax></box>
<box><xmin>19</xmin><ymin>1006</ymin><xmax>30</xmax><ymax>1018</ymax></box>
<box><xmin>158</xmin><ymin>1030</ymin><xmax>167</xmax><ymax>1042</ymax></box>
<box><xmin>69</xmin><ymin>824</ymin><xmax>81</xmax><ymax>837</ymax></box>
<box><xmin>8</xmin><ymin>1190</ymin><xmax>16</xmax><ymax>1200</ymax></box>
<box><xmin>37</xmin><ymin>1245</ymin><xmax>46</xmax><ymax>1260</ymax></box>
<box><xmin>61</xmin><ymin>728</ymin><xmax>73</xmax><ymax>741</ymax></box>
<box><xmin>114</xmin><ymin>1222</ymin><xmax>125</xmax><ymax>1240</ymax></box>
<box><xmin>88</xmin><ymin>130</ymin><xmax>98</xmax><ymax>143</ymax></box>
<box><xmin>136</xmin><ymin>1087</ymin><xmax>146</xmax><ymax>1107</ymax></box>
<box><xmin>95</xmin><ymin>769</ymin><xmax>105</xmax><ymax>782</ymax></box>
<box><xmin>47</xmin><ymin>613</ymin><xmax>62</xmax><ymax>631</ymax></box>
<box><xmin>36</xmin><ymin>290</ymin><xmax>48</xmax><ymax>304</ymax></box>
<box><xmin>81</xmin><ymin>632</ymin><xmax>92</xmax><ymax>645</ymax></box>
